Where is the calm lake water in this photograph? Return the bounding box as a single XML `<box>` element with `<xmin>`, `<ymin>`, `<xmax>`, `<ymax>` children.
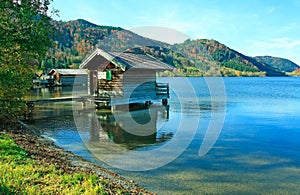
<box><xmin>25</xmin><ymin>77</ymin><xmax>300</xmax><ymax>194</ymax></box>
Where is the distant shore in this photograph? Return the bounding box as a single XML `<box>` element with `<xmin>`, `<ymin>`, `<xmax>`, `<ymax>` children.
<box><xmin>0</xmin><ymin>120</ymin><xmax>152</xmax><ymax>194</ymax></box>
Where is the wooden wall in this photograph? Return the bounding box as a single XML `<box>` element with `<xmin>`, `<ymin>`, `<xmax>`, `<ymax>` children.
<box><xmin>61</xmin><ymin>75</ymin><xmax>87</xmax><ymax>86</ymax></box>
<box><xmin>96</xmin><ymin>68</ymin><xmax>157</xmax><ymax>102</ymax></box>
<box><xmin>89</xmin><ymin>70</ymin><xmax>97</xmax><ymax>95</ymax></box>
<box><xmin>123</xmin><ymin>69</ymin><xmax>156</xmax><ymax>100</ymax></box>
<box><xmin>97</xmin><ymin>68</ymin><xmax>123</xmax><ymax>98</ymax></box>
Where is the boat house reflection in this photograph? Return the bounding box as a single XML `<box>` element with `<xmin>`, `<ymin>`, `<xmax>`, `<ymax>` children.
<box><xmin>86</xmin><ymin>105</ymin><xmax>171</xmax><ymax>150</ymax></box>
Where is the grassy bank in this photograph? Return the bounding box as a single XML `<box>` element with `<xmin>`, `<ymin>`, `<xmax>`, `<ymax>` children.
<box><xmin>0</xmin><ymin>121</ymin><xmax>150</xmax><ymax>195</ymax></box>
<box><xmin>0</xmin><ymin>133</ymin><xmax>116</xmax><ymax>194</ymax></box>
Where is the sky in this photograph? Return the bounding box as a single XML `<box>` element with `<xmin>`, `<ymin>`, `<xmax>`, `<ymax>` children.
<box><xmin>51</xmin><ymin>0</ymin><xmax>300</xmax><ymax>65</ymax></box>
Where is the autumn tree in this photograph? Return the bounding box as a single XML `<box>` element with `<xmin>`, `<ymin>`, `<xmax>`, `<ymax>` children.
<box><xmin>0</xmin><ymin>0</ymin><xmax>55</xmax><ymax>120</ymax></box>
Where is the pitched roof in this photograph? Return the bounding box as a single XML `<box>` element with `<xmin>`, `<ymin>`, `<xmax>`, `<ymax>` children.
<box><xmin>80</xmin><ymin>48</ymin><xmax>173</xmax><ymax>71</ymax></box>
<box><xmin>48</xmin><ymin>69</ymin><xmax>87</xmax><ymax>75</ymax></box>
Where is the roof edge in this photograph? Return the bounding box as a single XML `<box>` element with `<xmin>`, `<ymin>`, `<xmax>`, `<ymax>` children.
<box><xmin>81</xmin><ymin>48</ymin><xmax>174</xmax><ymax>71</ymax></box>
<box><xmin>80</xmin><ymin>48</ymin><xmax>127</xmax><ymax>71</ymax></box>
<box><xmin>79</xmin><ymin>48</ymin><xmax>100</xmax><ymax>69</ymax></box>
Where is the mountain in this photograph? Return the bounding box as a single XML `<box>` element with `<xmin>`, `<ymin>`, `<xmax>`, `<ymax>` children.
<box><xmin>254</xmin><ymin>56</ymin><xmax>300</xmax><ymax>73</ymax></box>
<box><xmin>39</xmin><ymin>19</ymin><xmax>298</xmax><ymax>76</ymax></box>
<box><xmin>41</xmin><ymin>19</ymin><xmax>166</xmax><ymax>70</ymax></box>
<box><xmin>172</xmin><ymin>39</ymin><xmax>285</xmax><ymax>76</ymax></box>
<box><xmin>126</xmin><ymin>39</ymin><xmax>286</xmax><ymax>76</ymax></box>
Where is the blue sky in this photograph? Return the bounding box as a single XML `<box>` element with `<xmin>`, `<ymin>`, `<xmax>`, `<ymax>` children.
<box><xmin>51</xmin><ymin>0</ymin><xmax>300</xmax><ymax>65</ymax></box>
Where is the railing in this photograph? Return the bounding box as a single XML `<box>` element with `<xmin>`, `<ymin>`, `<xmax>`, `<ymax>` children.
<box><xmin>156</xmin><ymin>82</ymin><xmax>169</xmax><ymax>97</ymax></box>
<box><xmin>94</xmin><ymin>82</ymin><xmax>169</xmax><ymax>105</ymax></box>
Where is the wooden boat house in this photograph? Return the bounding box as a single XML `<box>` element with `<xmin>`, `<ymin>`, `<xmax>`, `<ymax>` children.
<box><xmin>47</xmin><ymin>69</ymin><xmax>88</xmax><ymax>86</ymax></box>
<box><xmin>80</xmin><ymin>48</ymin><xmax>173</xmax><ymax>107</ymax></box>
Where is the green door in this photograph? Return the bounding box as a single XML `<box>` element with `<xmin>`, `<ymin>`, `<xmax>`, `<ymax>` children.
<box><xmin>106</xmin><ymin>70</ymin><xmax>112</xmax><ymax>81</ymax></box>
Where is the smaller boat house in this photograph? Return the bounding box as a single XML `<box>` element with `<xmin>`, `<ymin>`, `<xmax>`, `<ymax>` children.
<box><xmin>80</xmin><ymin>48</ymin><xmax>173</xmax><ymax>107</ymax></box>
<box><xmin>47</xmin><ymin>69</ymin><xmax>88</xmax><ymax>86</ymax></box>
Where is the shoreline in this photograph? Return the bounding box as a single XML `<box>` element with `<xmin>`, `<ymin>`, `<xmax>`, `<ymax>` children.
<box><xmin>1</xmin><ymin>120</ymin><xmax>153</xmax><ymax>194</ymax></box>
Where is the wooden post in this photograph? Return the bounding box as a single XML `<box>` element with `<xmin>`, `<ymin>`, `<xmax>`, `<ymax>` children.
<box><xmin>166</xmin><ymin>105</ymin><xmax>169</xmax><ymax>119</ymax></box>
<box><xmin>162</xmin><ymin>98</ymin><xmax>168</xmax><ymax>106</ymax></box>
<box><xmin>145</xmin><ymin>100</ymin><xmax>152</xmax><ymax>107</ymax></box>
<box><xmin>89</xmin><ymin>112</ymin><xmax>100</xmax><ymax>141</ymax></box>
<box><xmin>111</xmin><ymin>104</ymin><xmax>116</xmax><ymax>113</ymax></box>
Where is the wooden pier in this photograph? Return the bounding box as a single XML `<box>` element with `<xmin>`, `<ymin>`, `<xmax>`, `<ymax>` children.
<box><xmin>26</xmin><ymin>96</ymin><xmax>90</xmax><ymax>106</ymax></box>
<box><xmin>25</xmin><ymin>81</ymin><xmax>170</xmax><ymax>118</ymax></box>
<box><xmin>25</xmin><ymin>96</ymin><xmax>90</xmax><ymax>117</ymax></box>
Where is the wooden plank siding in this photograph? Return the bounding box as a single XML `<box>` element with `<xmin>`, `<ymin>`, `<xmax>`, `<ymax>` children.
<box><xmin>97</xmin><ymin>69</ymin><xmax>123</xmax><ymax>98</ymax></box>
<box><xmin>60</xmin><ymin>75</ymin><xmax>87</xmax><ymax>86</ymax></box>
<box><xmin>123</xmin><ymin>69</ymin><xmax>156</xmax><ymax>100</ymax></box>
<box><xmin>80</xmin><ymin>48</ymin><xmax>173</xmax><ymax>106</ymax></box>
<box><xmin>48</xmin><ymin>69</ymin><xmax>88</xmax><ymax>86</ymax></box>
<box><xmin>96</xmin><ymin>69</ymin><xmax>157</xmax><ymax>99</ymax></box>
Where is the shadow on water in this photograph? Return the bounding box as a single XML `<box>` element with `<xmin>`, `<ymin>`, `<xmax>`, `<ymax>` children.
<box><xmin>25</xmin><ymin>86</ymin><xmax>81</xmax><ymax>100</ymax></box>
<box><xmin>24</xmin><ymin>85</ymin><xmax>88</xmax><ymax>120</ymax></box>
<box><xmin>75</xmin><ymin>104</ymin><xmax>173</xmax><ymax>151</ymax></box>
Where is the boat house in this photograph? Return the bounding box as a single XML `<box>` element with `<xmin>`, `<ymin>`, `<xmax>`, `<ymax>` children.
<box><xmin>80</xmin><ymin>48</ymin><xmax>173</xmax><ymax>107</ymax></box>
<box><xmin>47</xmin><ymin>69</ymin><xmax>88</xmax><ymax>86</ymax></box>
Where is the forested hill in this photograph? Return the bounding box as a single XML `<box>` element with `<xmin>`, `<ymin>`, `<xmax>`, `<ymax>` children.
<box><xmin>254</xmin><ymin>56</ymin><xmax>299</xmax><ymax>73</ymax></box>
<box><xmin>39</xmin><ymin>19</ymin><xmax>299</xmax><ymax>76</ymax></box>
<box><xmin>171</xmin><ymin>39</ymin><xmax>286</xmax><ymax>76</ymax></box>
<box><xmin>40</xmin><ymin>19</ymin><xmax>166</xmax><ymax>70</ymax></box>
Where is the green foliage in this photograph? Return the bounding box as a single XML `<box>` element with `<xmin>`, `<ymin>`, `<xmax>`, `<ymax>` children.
<box><xmin>0</xmin><ymin>0</ymin><xmax>55</xmax><ymax>120</ymax></box>
<box><xmin>0</xmin><ymin>133</ymin><xmax>27</xmax><ymax>162</ymax></box>
<box><xmin>0</xmin><ymin>47</ymin><xmax>33</xmax><ymax>119</ymax></box>
<box><xmin>0</xmin><ymin>0</ymin><xmax>54</xmax><ymax>60</ymax></box>
<box><xmin>37</xmin><ymin>19</ymin><xmax>286</xmax><ymax>77</ymax></box>
<box><xmin>38</xmin><ymin>19</ymin><xmax>163</xmax><ymax>71</ymax></box>
<box><xmin>222</xmin><ymin>59</ymin><xmax>259</xmax><ymax>72</ymax></box>
<box><xmin>211</xmin><ymin>48</ymin><xmax>235</xmax><ymax>62</ymax></box>
<box><xmin>0</xmin><ymin>133</ymin><xmax>111</xmax><ymax>194</ymax></box>
<box><xmin>255</xmin><ymin>56</ymin><xmax>299</xmax><ymax>72</ymax></box>
<box><xmin>220</xmin><ymin>67</ymin><xmax>265</xmax><ymax>77</ymax></box>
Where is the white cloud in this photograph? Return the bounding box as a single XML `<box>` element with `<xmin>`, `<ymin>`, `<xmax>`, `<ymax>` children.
<box><xmin>266</xmin><ymin>6</ymin><xmax>279</xmax><ymax>14</ymax></box>
<box><xmin>241</xmin><ymin>37</ymin><xmax>300</xmax><ymax>65</ymax></box>
<box><xmin>131</xmin><ymin>7</ymin><xmax>232</xmax><ymax>42</ymax></box>
<box><xmin>277</xmin><ymin>22</ymin><xmax>300</xmax><ymax>35</ymax></box>
<box><xmin>130</xmin><ymin>26</ymin><xmax>190</xmax><ymax>44</ymax></box>
<box><xmin>250</xmin><ymin>37</ymin><xmax>300</xmax><ymax>50</ymax></box>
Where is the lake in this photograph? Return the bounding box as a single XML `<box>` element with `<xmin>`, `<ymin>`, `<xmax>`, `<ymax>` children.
<box><xmin>25</xmin><ymin>77</ymin><xmax>300</xmax><ymax>194</ymax></box>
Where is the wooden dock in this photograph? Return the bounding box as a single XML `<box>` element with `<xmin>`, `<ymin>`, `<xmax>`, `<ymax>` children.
<box><xmin>25</xmin><ymin>96</ymin><xmax>91</xmax><ymax>116</ymax></box>
<box><xmin>26</xmin><ymin>96</ymin><xmax>90</xmax><ymax>105</ymax></box>
<box><xmin>25</xmin><ymin>86</ymin><xmax>169</xmax><ymax>118</ymax></box>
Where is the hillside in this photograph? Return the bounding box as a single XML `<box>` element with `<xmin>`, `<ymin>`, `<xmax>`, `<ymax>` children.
<box><xmin>40</xmin><ymin>19</ymin><xmax>166</xmax><ymax>70</ymax></box>
<box><xmin>173</xmin><ymin>39</ymin><xmax>286</xmax><ymax>76</ymax></box>
<box><xmin>254</xmin><ymin>56</ymin><xmax>299</xmax><ymax>73</ymax></box>
<box><xmin>38</xmin><ymin>19</ymin><xmax>298</xmax><ymax>76</ymax></box>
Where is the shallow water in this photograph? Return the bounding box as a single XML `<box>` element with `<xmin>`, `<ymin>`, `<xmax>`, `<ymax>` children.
<box><xmin>25</xmin><ymin>77</ymin><xmax>300</xmax><ymax>194</ymax></box>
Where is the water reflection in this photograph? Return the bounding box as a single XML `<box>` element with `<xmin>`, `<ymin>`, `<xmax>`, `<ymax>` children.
<box><xmin>102</xmin><ymin>110</ymin><xmax>172</xmax><ymax>150</ymax></box>
<box><xmin>73</xmin><ymin>105</ymin><xmax>174</xmax><ymax>168</ymax></box>
<box><xmin>22</xmin><ymin>77</ymin><xmax>300</xmax><ymax>193</ymax></box>
<box><xmin>76</xmin><ymin>105</ymin><xmax>171</xmax><ymax>151</ymax></box>
<box><xmin>25</xmin><ymin>86</ymin><xmax>87</xmax><ymax>100</ymax></box>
